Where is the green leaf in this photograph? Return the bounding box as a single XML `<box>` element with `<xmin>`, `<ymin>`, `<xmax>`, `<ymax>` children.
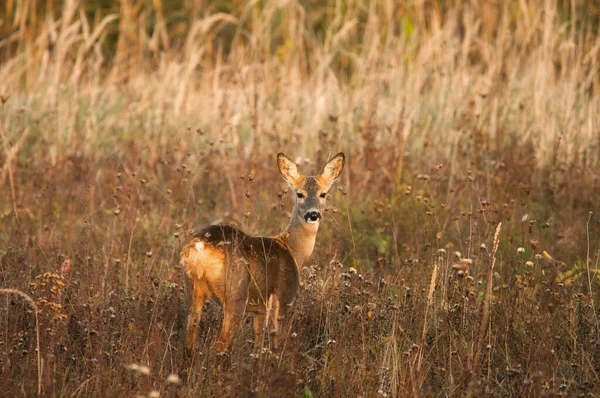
<box><xmin>302</xmin><ymin>387</ymin><xmax>313</xmax><ymax>398</ymax></box>
<box><xmin>402</xmin><ymin>15</ymin><xmax>414</xmax><ymax>40</ymax></box>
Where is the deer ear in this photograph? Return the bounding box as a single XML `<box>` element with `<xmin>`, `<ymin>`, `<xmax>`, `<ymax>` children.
<box><xmin>277</xmin><ymin>153</ymin><xmax>302</xmax><ymax>185</ymax></box>
<box><xmin>320</xmin><ymin>152</ymin><xmax>345</xmax><ymax>186</ymax></box>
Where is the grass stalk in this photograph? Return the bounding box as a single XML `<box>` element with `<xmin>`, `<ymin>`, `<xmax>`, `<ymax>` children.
<box><xmin>0</xmin><ymin>289</ymin><xmax>42</xmax><ymax>395</ymax></box>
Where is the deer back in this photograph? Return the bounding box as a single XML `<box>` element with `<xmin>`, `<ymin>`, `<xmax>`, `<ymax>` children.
<box><xmin>182</xmin><ymin>225</ymin><xmax>299</xmax><ymax>310</ymax></box>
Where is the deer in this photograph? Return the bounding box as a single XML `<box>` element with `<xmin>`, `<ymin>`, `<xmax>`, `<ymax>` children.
<box><xmin>181</xmin><ymin>152</ymin><xmax>345</xmax><ymax>356</ymax></box>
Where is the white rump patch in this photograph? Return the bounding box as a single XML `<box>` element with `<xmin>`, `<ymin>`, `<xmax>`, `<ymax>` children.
<box><xmin>195</xmin><ymin>241</ymin><xmax>205</xmax><ymax>251</ymax></box>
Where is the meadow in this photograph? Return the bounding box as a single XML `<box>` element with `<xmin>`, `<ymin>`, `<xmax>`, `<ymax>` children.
<box><xmin>1</xmin><ymin>0</ymin><xmax>600</xmax><ymax>396</ymax></box>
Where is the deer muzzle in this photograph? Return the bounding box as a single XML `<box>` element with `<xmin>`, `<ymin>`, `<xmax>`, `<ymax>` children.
<box><xmin>304</xmin><ymin>210</ymin><xmax>322</xmax><ymax>223</ymax></box>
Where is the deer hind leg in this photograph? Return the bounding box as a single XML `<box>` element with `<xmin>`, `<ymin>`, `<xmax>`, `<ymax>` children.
<box><xmin>215</xmin><ymin>272</ymin><xmax>249</xmax><ymax>353</ymax></box>
<box><xmin>215</xmin><ymin>298</ymin><xmax>247</xmax><ymax>352</ymax></box>
<box><xmin>185</xmin><ymin>279</ymin><xmax>208</xmax><ymax>356</ymax></box>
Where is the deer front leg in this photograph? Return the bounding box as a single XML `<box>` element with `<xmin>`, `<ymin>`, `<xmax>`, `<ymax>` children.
<box><xmin>270</xmin><ymin>295</ymin><xmax>281</xmax><ymax>348</ymax></box>
<box><xmin>252</xmin><ymin>313</ymin><xmax>266</xmax><ymax>355</ymax></box>
<box><xmin>272</xmin><ymin>296</ymin><xmax>292</xmax><ymax>352</ymax></box>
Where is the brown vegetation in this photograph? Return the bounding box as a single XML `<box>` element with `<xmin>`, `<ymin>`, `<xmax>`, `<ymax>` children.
<box><xmin>1</xmin><ymin>0</ymin><xmax>600</xmax><ymax>396</ymax></box>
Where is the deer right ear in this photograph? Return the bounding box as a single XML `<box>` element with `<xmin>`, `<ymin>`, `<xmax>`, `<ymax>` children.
<box><xmin>320</xmin><ymin>152</ymin><xmax>345</xmax><ymax>186</ymax></box>
<box><xmin>277</xmin><ymin>153</ymin><xmax>302</xmax><ymax>186</ymax></box>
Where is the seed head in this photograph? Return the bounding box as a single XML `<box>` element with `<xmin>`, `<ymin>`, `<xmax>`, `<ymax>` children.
<box><xmin>166</xmin><ymin>374</ymin><xmax>181</xmax><ymax>385</ymax></box>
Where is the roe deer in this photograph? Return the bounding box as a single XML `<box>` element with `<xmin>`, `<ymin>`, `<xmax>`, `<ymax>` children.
<box><xmin>181</xmin><ymin>152</ymin><xmax>345</xmax><ymax>355</ymax></box>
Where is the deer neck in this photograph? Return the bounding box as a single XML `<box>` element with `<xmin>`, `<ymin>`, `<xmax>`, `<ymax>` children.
<box><xmin>280</xmin><ymin>208</ymin><xmax>319</xmax><ymax>269</ymax></box>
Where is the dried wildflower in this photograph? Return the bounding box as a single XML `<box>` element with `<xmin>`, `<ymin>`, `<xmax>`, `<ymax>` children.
<box><xmin>452</xmin><ymin>258</ymin><xmax>473</xmax><ymax>272</ymax></box>
<box><xmin>506</xmin><ymin>367</ymin><xmax>522</xmax><ymax>377</ymax></box>
<box><xmin>126</xmin><ymin>363</ymin><xmax>139</xmax><ymax>372</ymax></box>
<box><xmin>166</xmin><ymin>374</ymin><xmax>181</xmax><ymax>385</ymax></box>
<box><xmin>517</xmin><ymin>247</ymin><xmax>525</xmax><ymax>254</ymax></box>
<box><xmin>530</xmin><ymin>240</ymin><xmax>539</xmax><ymax>250</ymax></box>
<box><xmin>542</xmin><ymin>251</ymin><xmax>553</xmax><ymax>260</ymax></box>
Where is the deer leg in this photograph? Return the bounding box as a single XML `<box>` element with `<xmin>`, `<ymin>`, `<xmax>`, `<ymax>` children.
<box><xmin>272</xmin><ymin>296</ymin><xmax>293</xmax><ymax>352</ymax></box>
<box><xmin>252</xmin><ymin>313</ymin><xmax>266</xmax><ymax>355</ymax></box>
<box><xmin>215</xmin><ymin>276</ymin><xmax>249</xmax><ymax>353</ymax></box>
<box><xmin>186</xmin><ymin>279</ymin><xmax>208</xmax><ymax>357</ymax></box>
<box><xmin>215</xmin><ymin>257</ymin><xmax>249</xmax><ymax>353</ymax></box>
<box><xmin>215</xmin><ymin>298</ymin><xmax>247</xmax><ymax>352</ymax></box>
<box><xmin>270</xmin><ymin>296</ymin><xmax>283</xmax><ymax>350</ymax></box>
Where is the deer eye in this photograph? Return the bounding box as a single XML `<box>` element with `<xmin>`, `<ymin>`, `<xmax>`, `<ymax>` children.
<box><xmin>296</xmin><ymin>192</ymin><xmax>305</xmax><ymax>199</ymax></box>
<box><xmin>319</xmin><ymin>192</ymin><xmax>328</xmax><ymax>198</ymax></box>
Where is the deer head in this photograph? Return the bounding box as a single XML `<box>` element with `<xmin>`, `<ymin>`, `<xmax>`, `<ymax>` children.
<box><xmin>277</xmin><ymin>152</ymin><xmax>345</xmax><ymax>226</ymax></box>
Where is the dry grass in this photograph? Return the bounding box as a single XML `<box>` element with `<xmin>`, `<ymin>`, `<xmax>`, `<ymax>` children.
<box><xmin>1</xmin><ymin>0</ymin><xmax>600</xmax><ymax>396</ymax></box>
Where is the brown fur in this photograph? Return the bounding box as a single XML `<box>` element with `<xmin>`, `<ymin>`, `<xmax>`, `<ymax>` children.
<box><xmin>182</xmin><ymin>225</ymin><xmax>299</xmax><ymax>354</ymax></box>
<box><xmin>182</xmin><ymin>152</ymin><xmax>344</xmax><ymax>355</ymax></box>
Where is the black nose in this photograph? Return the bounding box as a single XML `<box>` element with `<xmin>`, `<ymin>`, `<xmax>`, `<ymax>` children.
<box><xmin>304</xmin><ymin>211</ymin><xmax>321</xmax><ymax>222</ymax></box>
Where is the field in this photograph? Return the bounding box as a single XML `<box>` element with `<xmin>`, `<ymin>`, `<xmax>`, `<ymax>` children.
<box><xmin>1</xmin><ymin>0</ymin><xmax>600</xmax><ymax>396</ymax></box>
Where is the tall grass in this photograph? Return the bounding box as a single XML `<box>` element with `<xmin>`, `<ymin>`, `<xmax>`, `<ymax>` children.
<box><xmin>1</xmin><ymin>0</ymin><xmax>599</xmax><ymax>396</ymax></box>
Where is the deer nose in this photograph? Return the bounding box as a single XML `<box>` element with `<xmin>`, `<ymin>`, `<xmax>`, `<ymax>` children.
<box><xmin>304</xmin><ymin>210</ymin><xmax>322</xmax><ymax>223</ymax></box>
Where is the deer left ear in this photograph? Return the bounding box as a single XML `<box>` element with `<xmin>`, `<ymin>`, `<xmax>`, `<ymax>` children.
<box><xmin>277</xmin><ymin>153</ymin><xmax>303</xmax><ymax>186</ymax></box>
<box><xmin>320</xmin><ymin>152</ymin><xmax>345</xmax><ymax>185</ymax></box>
